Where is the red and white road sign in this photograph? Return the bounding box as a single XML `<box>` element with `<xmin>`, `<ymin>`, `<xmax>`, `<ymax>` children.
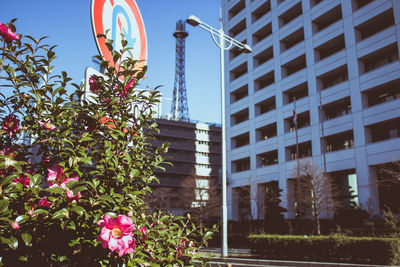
<box><xmin>91</xmin><ymin>0</ymin><xmax>147</xmax><ymax>67</ymax></box>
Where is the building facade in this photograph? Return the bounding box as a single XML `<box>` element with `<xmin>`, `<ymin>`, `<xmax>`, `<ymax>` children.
<box><xmin>222</xmin><ymin>0</ymin><xmax>400</xmax><ymax>219</ymax></box>
<box><xmin>150</xmin><ymin>118</ymin><xmax>221</xmax><ymax>216</ymax></box>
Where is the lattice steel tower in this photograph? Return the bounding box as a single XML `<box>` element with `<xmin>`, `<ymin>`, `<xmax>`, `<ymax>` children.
<box><xmin>171</xmin><ymin>20</ymin><xmax>189</xmax><ymax>121</ymax></box>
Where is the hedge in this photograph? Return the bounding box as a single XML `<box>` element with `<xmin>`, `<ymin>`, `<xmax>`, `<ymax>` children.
<box><xmin>248</xmin><ymin>234</ymin><xmax>400</xmax><ymax>265</ymax></box>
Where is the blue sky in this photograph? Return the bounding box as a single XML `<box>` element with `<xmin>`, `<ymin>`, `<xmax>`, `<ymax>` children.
<box><xmin>0</xmin><ymin>0</ymin><xmax>222</xmax><ymax>124</ymax></box>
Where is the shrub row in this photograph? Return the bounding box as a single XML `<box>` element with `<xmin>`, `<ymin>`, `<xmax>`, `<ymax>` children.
<box><xmin>248</xmin><ymin>234</ymin><xmax>400</xmax><ymax>265</ymax></box>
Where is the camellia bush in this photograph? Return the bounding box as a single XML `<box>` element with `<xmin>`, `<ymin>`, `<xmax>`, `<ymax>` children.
<box><xmin>0</xmin><ymin>19</ymin><xmax>216</xmax><ymax>266</ymax></box>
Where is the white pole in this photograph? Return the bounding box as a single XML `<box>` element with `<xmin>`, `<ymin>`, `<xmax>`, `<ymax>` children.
<box><xmin>186</xmin><ymin>13</ymin><xmax>251</xmax><ymax>259</ymax></box>
<box><xmin>219</xmin><ymin>15</ymin><xmax>228</xmax><ymax>258</ymax></box>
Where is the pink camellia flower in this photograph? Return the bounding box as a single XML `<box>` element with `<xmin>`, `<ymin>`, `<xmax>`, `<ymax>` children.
<box><xmin>139</xmin><ymin>225</ymin><xmax>148</xmax><ymax>243</ymax></box>
<box><xmin>38</xmin><ymin>197</ymin><xmax>52</xmax><ymax>208</ymax></box>
<box><xmin>0</xmin><ymin>145</ymin><xmax>17</xmax><ymax>157</ymax></box>
<box><xmin>89</xmin><ymin>74</ymin><xmax>100</xmax><ymax>93</ymax></box>
<box><xmin>38</xmin><ymin>120</ymin><xmax>56</xmax><ymax>130</ymax></box>
<box><xmin>13</xmin><ymin>174</ymin><xmax>30</xmax><ymax>188</ymax></box>
<box><xmin>47</xmin><ymin>164</ymin><xmax>79</xmax><ymax>188</ymax></box>
<box><xmin>0</xmin><ymin>23</ymin><xmax>20</xmax><ymax>41</ymax></box>
<box><xmin>97</xmin><ymin>214</ymin><xmax>136</xmax><ymax>257</ymax></box>
<box><xmin>139</xmin><ymin>226</ymin><xmax>147</xmax><ymax>236</ymax></box>
<box><xmin>27</xmin><ymin>207</ymin><xmax>35</xmax><ymax>217</ymax></box>
<box><xmin>2</xmin><ymin>115</ymin><xmax>20</xmax><ymax>138</ymax></box>
<box><xmin>10</xmin><ymin>221</ymin><xmax>19</xmax><ymax>229</ymax></box>
<box><xmin>66</xmin><ymin>189</ymin><xmax>81</xmax><ymax>201</ymax></box>
<box><xmin>122</xmin><ymin>75</ymin><xmax>135</xmax><ymax>98</ymax></box>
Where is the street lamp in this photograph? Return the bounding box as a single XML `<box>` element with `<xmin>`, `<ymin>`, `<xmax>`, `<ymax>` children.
<box><xmin>186</xmin><ymin>13</ymin><xmax>251</xmax><ymax>258</ymax></box>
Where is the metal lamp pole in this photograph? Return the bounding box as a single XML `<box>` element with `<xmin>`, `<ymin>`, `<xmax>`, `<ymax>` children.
<box><xmin>186</xmin><ymin>14</ymin><xmax>251</xmax><ymax>258</ymax></box>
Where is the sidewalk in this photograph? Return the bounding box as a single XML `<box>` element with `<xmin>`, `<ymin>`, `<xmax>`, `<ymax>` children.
<box><xmin>200</xmin><ymin>248</ymin><xmax>397</xmax><ymax>267</ymax></box>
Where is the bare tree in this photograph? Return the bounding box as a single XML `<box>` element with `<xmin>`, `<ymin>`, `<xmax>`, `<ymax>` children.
<box><xmin>376</xmin><ymin>160</ymin><xmax>400</xmax><ymax>213</ymax></box>
<box><xmin>293</xmin><ymin>159</ymin><xmax>342</xmax><ymax>235</ymax></box>
<box><xmin>377</xmin><ymin>160</ymin><xmax>400</xmax><ymax>184</ymax></box>
<box><xmin>234</xmin><ymin>182</ymin><xmax>286</xmax><ymax>233</ymax></box>
<box><xmin>179</xmin><ymin>174</ymin><xmax>221</xmax><ymax>227</ymax></box>
<box><xmin>147</xmin><ymin>187</ymin><xmax>174</xmax><ymax>213</ymax></box>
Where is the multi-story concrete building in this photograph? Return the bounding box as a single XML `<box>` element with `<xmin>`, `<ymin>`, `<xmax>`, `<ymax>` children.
<box><xmin>222</xmin><ymin>0</ymin><xmax>400</xmax><ymax>219</ymax></box>
<box><xmin>150</xmin><ymin>118</ymin><xmax>221</xmax><ymax>216</ymax></box>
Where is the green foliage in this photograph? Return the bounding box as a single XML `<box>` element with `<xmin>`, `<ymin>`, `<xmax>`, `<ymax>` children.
<box><xmin>0</xmin><ymin>20</ymin><xmax>216</xmax><ymax>266</ymax></box>
<box><xmin>248</xmin><ymin>234</ymin><xmax>400</xmax><ymax>265</ymax></box>
<box><xmin>382</xmin><ymin>207</ymin><xmax>400</xmax><ymax>236</ymax></box>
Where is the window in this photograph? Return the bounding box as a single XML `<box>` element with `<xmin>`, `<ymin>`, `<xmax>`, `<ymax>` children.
<box><xmin>312</xmin><ymin>5</ymin><xmax>342</xmax><ymax>33</ymax></box>
<box><xmin>352</xmin><ymin>0</ymin><xmax>374</xmax><ymax>10</ymax></box>
<box><xmin>228</xmin><ymin>0</ymin><xmax>245</xmax><ymax>20</ymax></box>
<box><xmin>314</xmin><ymin>34</ymin><xmax>345</xmax><ymax>61</ymax></box>
<box><xmin>231</xmin><ymin>108</ymin><xmax>249</xmax><ymax>126</ymax></box>
<box><xmin>232</xmin><ymin>157</ymin><xmax>250</xmax><ymax>172</ymax></box>
<box><xmin>281</xmin><ymin>54</ymin><xmax>306</xmax><ymax>78</ymax></box>
<box><xmin>251</xmin><ymin>1</ymin><xmax>271</xmax><ymax>23</ymax></box>
<box><xmin>367</xmin><ymin>118</ymin><xmax>400</xmax><ymax>143</ymax></box>
<box><xmin>257</xmin><ymin>150</ymin><xmax>278</xmax><ymax>167</ymax></box>
<box><xmin>231</xmin><ymin>132</ymin><xmax>249</xmax><ymax>149</ymax></box>
<box><xmin>322</xmin><ymin>97</ymin><xmax>351</xmax><ymax>120</ymax></box>
<box><xmin>256</xmin><ymin>123</ymin><xmax>277</xmax><ymax>141</ymax></box>
<box><xmin>310</xmin><ymin>0</ymin><xmax>324</xmax><ymax>7</ymax></box>
<box><xmin>253</xmin><ymin>46</ymin><xmax>273</xmax><ymax>68</ymax></box>
<box><xmin>284</xmin><ymin>110</ymin><xmax>310</xmax><ymax>132</ymax></box>
<box><xmin>317</xmin><ymin>65</ymin><xmax>348</xmax><ymax>90</ymax></box>
<box><xmin>364</xmin><ymin>79</ymin><xmax>400</xmax><ymax>107</ymax></box>
<box><xmin>280</xmin><ymin>28</ymin><xmax>304</xmax><ymax>53</ymax></box>
<box><xmin>324</xmin><ymin>131</ymin><xmax>354</xmax><ymax>152</ymax></box>
<box><xmin>355</xmin><ymin>8</ymin><xmax>395</xmax><ymax>41</ymax></box>
<box><xmin>254</xmin><ymin>71</ymin><xmax>274</xmax><ymax>91</ymax></box>
<box><xmin>286</xmin><ymin>141</ymin><xmax>312</xmax><ymax>161</ymax></box>
<box><xmin>359</xmin><ymin>43</ymin><xmax>399</xmax><ymax>73</ymax></box>
<box><xmin>233</xmin><ymin>186</ymin><xmax>251</xmax><ymax>220</ymax></box>
<box><xmin>283</xmin><ymin>82</ymin><xmax>308</xmax><ymax>104</ymax></box>
<box><xmin>278</xmin><ymin>2</ymin><xmax>302</xmax><ymax>28</ymax></box>
<box><xmin>252</xmin><ymin>23</ymin><xmax>272</xmax><ymax>45</ymax></box>
<box><xmin>229</xmin><ymin>62</ymin><xmax>248</xmax><ymax>81</ymax></box>
<box><xmin>229</xmin><ymin>39</ymin><xmax>247</xmax><ymax>60</ymax></box>
<box><xmin>230</xmin><ymin>84</ymin><xmax>248</xmax><ymax>103</ymax></box>
<box><xmin>255</xmin><ymin>96</ymin><xmax>276</xmax><ymax>116</ymax></box>
<box><xmin>330</xmin><ymin>169</ymin><xmax>359</xmax><ymax>209</ymax></box>
<box><xmin>229</xmin><ymin>19</ymin><xmax>246</xmax><ymax>37</ymax></box>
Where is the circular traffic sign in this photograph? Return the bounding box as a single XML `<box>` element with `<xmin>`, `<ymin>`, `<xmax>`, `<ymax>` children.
<box><xmin>91</xmin><ymin>0</ymin><xmax>147</xmax><ymax>68</ymax></box>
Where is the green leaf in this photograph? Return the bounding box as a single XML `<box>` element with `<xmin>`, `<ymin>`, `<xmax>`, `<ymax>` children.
<box><xmin>203</xmin><ymin>231</ymin><xmax>213</xmax><ymax>241</ymax></box>
<box><xmin>98</xmin><ymin>195</ymin><xmax>114</xmax><ymax>203</ymax></box>
<box><xmin>53</xmin><ymin>86</ymin><xmax>66</xmax><ymax>96</ymax></box>
<box><xmin>66</xmin><ymin>220</ymin><xmax>76</xmax><ymax>230</ymax></box>
<box><xmin>0</xmin><ymin>199</ymin><xmax>9</xmax><ymax>213</ymax></box>
<box><xmin>32</xmin><ymin>209</ymin><xmax>49</xmax><ymax>216</ymax></box>
<box><xmin>18</xmin><ymin>255</ymin><xmax>28</xmax><ymax>262</ymax></box>
<box><xmin>52</xmin><ymin>208</ymin><xmax>69</xmax><ymax>219</ymax></box>
<box><xmin>105</xmin><ymin>42</ymin><xmax>113</xmax><ymax>52</ymax></box>
<box><xmin>21</xmin><ymin>233</ymin><xmax>32</xmax><ymax>247</ymax></box>
<box><xmin>31</xmin><ymin>174</ymin><xmax>42</xmax><ymax>186</ymax></box>
<box><xmin>1</xmin><ymin>236</ymin><xmax>18</xmax><ymax>250</ymax></box>
<box><xmin>80</xmin><ymin>136</ymin><xmax>93</xmax><ymax>142</ymax></box>
<box><xmin>130</xmin><ymin>169</ymin><xmax>140</xmax><ymax>177</ymax></box>
<box><xmin>15</xmin><ymin>215</ymin><xmax>29</xmax><ymax>224</ymax></box>
<box><xmin>70</xmin><ymin>206</ymin><xmax>85</xmax><ymax>216</ymax></box>
<box><xmin>46</xmin><ymin>186</ymin><xmax>64</xmax><ymax>195</ymax></box>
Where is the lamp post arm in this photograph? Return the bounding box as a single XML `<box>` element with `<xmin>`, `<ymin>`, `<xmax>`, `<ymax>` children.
<box><xmin>197</xmin><ymin>23</ymin><xmax>246</xmax><ymax>51</ymax></box>
<box><xmin>210</xmin><ymin>30</ymin><xmax>234</xmax><ymax>51</ymax></box>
